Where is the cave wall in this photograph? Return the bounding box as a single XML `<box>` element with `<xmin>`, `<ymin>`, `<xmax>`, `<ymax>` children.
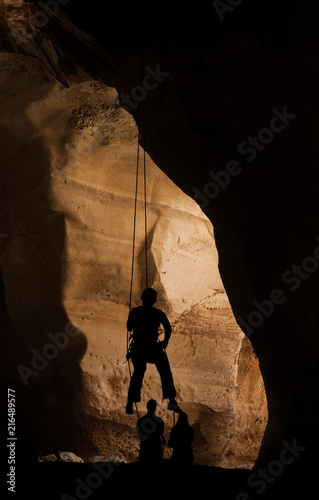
<box><xmin>112</xmin><ymin>4</ymin><xmax>319</xmax><ymax>468</ymax></box>
<box><xmin>3</xmin><ymin>0</ymin><xmax>317</xmax><ymax>471</ymax></box>
<box><xmin>0</xmin><ymin>3</ymin><xmax>268</xmax><ymax>466</ymax></box>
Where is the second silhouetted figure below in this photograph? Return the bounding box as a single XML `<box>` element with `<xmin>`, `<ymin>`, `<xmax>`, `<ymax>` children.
<box><xmin>126</xmin><ymin>288</ymin><xmax>181</xmax><ymax>414</ymax></box>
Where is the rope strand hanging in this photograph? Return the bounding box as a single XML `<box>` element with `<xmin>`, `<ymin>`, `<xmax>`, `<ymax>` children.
<box><xmin>126</xmin><ymin>49</ymin><xmax>148</xmax><ymax>418</ymax></box>
<box><xmin>128</xmin><ymin>47</ymin><xmax>148</xmax><ymax>314</ymax></box>
<box><xmin>128</xmin><ymin>91</ymin><xmax>148</xmax><ymax>313</ymax></box>
<box><xmin>143</xmin><ymin>104</ymin><xmax>148</xmax><ymax>290</ymax></box>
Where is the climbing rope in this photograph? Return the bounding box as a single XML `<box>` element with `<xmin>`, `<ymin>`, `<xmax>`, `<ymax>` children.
<box><xmin>126</xmin><ymin>49</ymin><xmax>148</xmax><ymax>419</ymax></box>
<box><xmin>128</xmin><ymin>94</ymin><xmax>148</xmax><ymax>314</ymax></box>
<box><xmin>125</xmin><ymin>51</ymin><xmax>178</xmax><ymax>428</ymax></box>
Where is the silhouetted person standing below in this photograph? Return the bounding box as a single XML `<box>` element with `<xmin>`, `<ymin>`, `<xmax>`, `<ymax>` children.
<box><xmin>126</xmin><ymin>288</ymin><xmax>180</xmax><ymax>414</ymax></box>
<box><xmin>137</xmin><ymin>399</ymin><xmax>165</xmax><ymax>464</ymax></box>
<box><xmin>168</xmin><ymin>412</ymin><xmax>194</xmax><ymax>466</ymax></box>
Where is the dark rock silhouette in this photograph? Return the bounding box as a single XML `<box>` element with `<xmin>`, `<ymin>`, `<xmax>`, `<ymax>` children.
<box><xmin>0</xmin><ymin>0</ymin><xmax>318</xmax><ymax>487</ymax></box>
<box><xmin>168</xmin><ymin>411</ymin><xmax>194</xmax><ymax>466</ymax></box>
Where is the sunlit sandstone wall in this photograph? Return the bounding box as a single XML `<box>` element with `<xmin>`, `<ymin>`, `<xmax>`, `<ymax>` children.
<box><xmin>0</xmin><ymin>2</ymin><xmax>267</xmax><ymax>465</ymax></box>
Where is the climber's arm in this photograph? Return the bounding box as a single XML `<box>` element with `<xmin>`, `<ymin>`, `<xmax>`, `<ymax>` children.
<box><xmin>160</xmin><ymin>311</ymin><xmax>172</xmax><ymax>348</ymax></box>
<box><xmin>126</xmin><ymin>308</ymin><xmax>136</xmax><ymax>331</ymax></box>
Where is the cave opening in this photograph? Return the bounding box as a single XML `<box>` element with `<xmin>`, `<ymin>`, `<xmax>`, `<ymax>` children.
<box><xmin>0</xmin><ymin>1</ymin><xmax>317</xmax><ymax>496</ymax></box>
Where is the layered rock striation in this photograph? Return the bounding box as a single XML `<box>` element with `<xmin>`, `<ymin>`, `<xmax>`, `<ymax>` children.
<box><xmin>0</xmin><ymin>1</ymin><xmax>267</xmax><ymax>466</ymax></box>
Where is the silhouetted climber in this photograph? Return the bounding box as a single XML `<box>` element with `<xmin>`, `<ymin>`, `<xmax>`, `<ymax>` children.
<box><xmin>168</xmin><ymin>412</ymin><xmax>194</xmax><ymax>466</ymax></box>
<box><xmin>126</xmin><ymin>288</ymin><xmax>180</xmax><ymax>414</ymax></box>
<box><xmin>137</xmin><ymin>399</ymin><xmax>165</xmax><ymax>464</ymax></box>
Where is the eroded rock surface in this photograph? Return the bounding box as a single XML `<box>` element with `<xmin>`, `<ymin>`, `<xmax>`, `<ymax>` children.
<box><xmin>0</xmin><ymin>1</ymin><xmax>267</xmax><ymax>466</ymax></box>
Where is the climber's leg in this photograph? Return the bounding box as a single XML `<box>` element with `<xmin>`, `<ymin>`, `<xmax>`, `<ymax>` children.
<box><xmin>127</xmin><ymin>356</ymin><xmax>147</xmax><ymax>413</ymax></box>
<box><xmin>154</xmin><ymin>349</ymin><xmax>177</xmax><ymax>402</ymax></box>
